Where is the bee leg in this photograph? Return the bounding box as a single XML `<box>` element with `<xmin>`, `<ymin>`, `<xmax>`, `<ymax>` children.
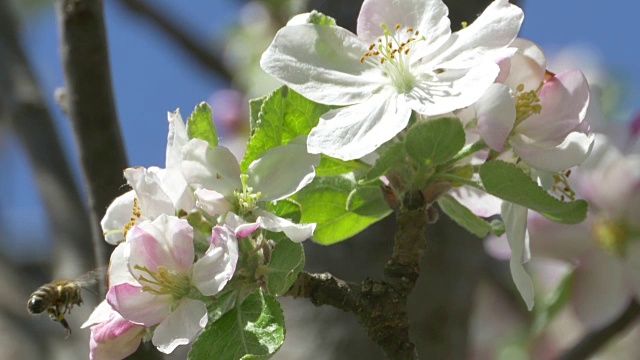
<box><xmin>60</xmin><ymin>318</ymin><xmax>72</xmax><ymax>339</ymax></box>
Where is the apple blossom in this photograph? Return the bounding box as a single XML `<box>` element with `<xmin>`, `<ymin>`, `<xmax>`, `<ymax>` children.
<box><xmin>181</xmin><ymin>138</ymin><xmax>320</xmax><ymax>242</ymax></box>
<box><xmin>82</xmin><ymin>301</ymin><xmax>147</xmax><ymax>360</ymax></box>
<box><xmin>473</xmin><ymin>39</ymin><xmax>594</xmax><ymax>173</ymax></box>
<box><xmin>106</xmin><ymin>215</ymin><xmax>238</xmax><ymax>353</ymax></box>
<box><xmin>528</xmin><ymin>133</ymin><xmax>640</xmax><ymax>329</ymax></box>
<box><xmin>260</xmin><ymin>0</ymin><xmax>524</xmax><ymax>160</ymax></box>
<box><xmin>101</xmin><ymin>111</ymin><xmax>194</xmax><ymax>244</ymax></box>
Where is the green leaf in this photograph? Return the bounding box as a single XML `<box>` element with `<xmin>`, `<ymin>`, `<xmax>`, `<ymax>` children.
<box><xmin>268</xmin><ymin>199</ymin><xmax>301</xmax><ymax>224</ymax></box>
<box><xmin>479</xmin><ymin>161</ymin><xmax>588</xmax><ymax>224</ymax></box>
<box><xmin>241</xmin><ymin>86</ymin><xmax>333</xmax><ymax>172</ymax></box>
<box><xmin>206</xmin><ymin>289</ymin><xmax>238</xmax><ymax>324</ymax></box>
<box><xmin>316</xmin><ymin>155</ymin><xmax>369</xmax><ymax>177</ymax></box>
<box><xmin>404</xmin><ymin>117</ymin><xmax>465</xmax><ymax>166</ymax></box>
<box><xmin>187</xmin><ymin>102</ymin><xmax>218</xmax><ymax>147</ymax></box>
<box><xmin>263</xmin><ymin>238</ymin><xmax>305</xmax><ymax>296</ymax></box>
<box><xmin>365</xmin><ymin>141</ymin><xmax>406</xmax><ymax>182</ymax></box>
<box><xmin>532</xmin><ymin>271</ymin><xmax>574</xmax><ymax>334</ymax></box>
<box><xmin>189</xmin><ymin>290</ymin><xmax>285</xmax><ymax>360</ymax></box>
<box><xmin>293</xmin><ymin>174</ymin><xmax>392</xmax><ymax>245</ymax></box>
<box><xmin>437</xmin><ymin>194</ymin><xmax>492</xmax><ymax>237</ymax></box>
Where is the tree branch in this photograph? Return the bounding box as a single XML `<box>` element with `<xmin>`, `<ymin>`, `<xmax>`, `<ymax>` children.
<box><xmin>115</xmin><ymin>0</ymin><xmax>233</xmax><ymax>82</ymax></box>
<box><xmin>54</xmin><ymin>0</ymin><xmax>128</xmax><ymax>275</ymax></box>
<box><xmin>556</xmin><ymin>301</ymin><xmax>640</xmax><ymax>360</ymax></box>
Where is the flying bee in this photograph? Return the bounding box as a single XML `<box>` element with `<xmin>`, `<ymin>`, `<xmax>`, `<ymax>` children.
<box><xmin>27</xmin><ymin>269</ymin><xmax>104</xmax><ymax>338</ymax></box>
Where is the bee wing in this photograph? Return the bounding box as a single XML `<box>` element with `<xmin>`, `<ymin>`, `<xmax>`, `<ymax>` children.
<box><xmin>74</xmin><ymin>267</ymin><xmax>107</xmax><ymax>288</ymax></box>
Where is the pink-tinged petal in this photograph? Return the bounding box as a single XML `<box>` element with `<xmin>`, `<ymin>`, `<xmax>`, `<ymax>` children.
<box><xmin>495</xmin><ymin>56</ymin><xmax>511</xmax><ymax>83</ymax></box>
<box><xmin>426</xmin><ymin>0</ymin><xmax>523</xmax><ymax>68</ymax></box>
<box><xmin>406</xmin><ymin>62</ymin><xmax>500</xmax><ymax>116</ymax></box>
<box><xmin>510</xmin><ymin>132</ymin><xmax>595</xmax><ymax>172</ymax></box>
<box><xmin>504</xmin><ymin>38</ymin><xmax>546</xmax><ymax>91</ymax></box>
<box><xmin>90</xmin><ymin>312</ymin><xmax>145</xmax><ymax>360</ymax></box>
<box><xmin>254</xmin><ymin>208</ymin><xmax>316</xmax><ymax>243</ymax></box>
<box><xmin>108</xmin><ymin>242</ymin><xmax>137</xmax><ymax>287</ymax></box>
<box><xmin>517</xmin><ymin>70</ymin><xmax>590</xmax><ymax>140</ymax></box>
<box><xmin>165</xmin><ymin>110</ymin><xmax>189</xmax><ymax>170</ymax></box>
<box><xmin>192</xmin><ymin>226</ymin><xmax>239</xmax><ymax>296</ymax></box>
<box><xmin>107</xmin><ymin>283</ymin><xmax>172</xmax><ymax>326</ymax></box>
<box><xmin>528</xmin><ymin>212</ymin><xmax>595</xmax><ymax>262</ymax></box>
<box><xmin>307</xmin><ymin>92</ymin><xmax>411</xmax><ymax>160</ymax></box>
<box><xmin>475</xmin><ymin>84</ymin><xmax>516</xmax><ymax>151</ymax></box>
<box><xmin>235</xmin><ymin>222</ymin><xmax>261</xmax><ymax>238</ymax></box>
<box><xmin>194</xmin><ymin>188</ymin><xmax>234</xmax><ymax>217</ymax></box>
<box><xmin>124</xmin><ymin>167</ymin><xmax>175</xmax><ymax>219</ymax></box>
<box><xmin>357</xmin><ymin>0</ymin><xmax>451</xmax><ymax>62</ymax></box>
<box><xmin>449</xmin><ymin>185</ymin><xmax>502</xmax><ymax>217</ymax></box>
<box><xmin>502</xmin><ymin>202</ymin><xmax>534</xmax><ymax>310</ymax></box>
<box><xmin>260</xmin><ymin>24</ymin><xmax>386</xmax><ymax>106</ymax></box>
<box><xmin>574</xmin><ymin>133</ymin><xmax>622</xmax><ymax>173</ymax></box>
<box><xmin>101</xmin><ymin>190</ymin><xmax>136</xmax><ymax>245</ymax></box>
<box><xmin>152</xmin><ymin>299</ymin><xmax>208</xmax><ymax>354</ymax></box>
<box><xmin>129</xmin><ymin>215</ymin><xmax>194</xmax><ymax>275</ymax></box>
<box><xmin>181</xmin><ymin>139</ymin><xmax>242</xmax><ymax>198</ymax></box>
<box><xmin>247</xmin><ymin>139</ymin><xmax>320</xmax><ymax>201</ymax></box>
<box><xmin>571</xmin><ymin>250</ymin><xmax>630</xmax><ymax>330</ymax></box>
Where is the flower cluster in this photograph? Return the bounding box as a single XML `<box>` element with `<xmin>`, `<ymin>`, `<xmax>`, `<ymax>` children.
<box><xmin>260</xmin><ymin>0</ymin><xmax>593</xmax><ymax>310</ymax></box>
<box><xmin>85</xmin><ymin>111</ymin><xmax>319</xmax><ymax>358</ymax></box>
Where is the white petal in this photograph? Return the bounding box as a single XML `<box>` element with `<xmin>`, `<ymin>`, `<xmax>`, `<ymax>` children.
<box><xmin>254</xmin><ymin>208</ymin><xmax>316</xmax><ymax>243</ymax></box>
<box><xmin>475</xmin><ymin>83</ymin><xmax>516</xmax><ymax>152</ymax></box>
<box><xmin>181</xmin><ymin>139</ymin><xmax>242</xmax><ymax>198</ymax></box>
<box><xmin>510</xmin><ymin>132</ymin><xmax>595</xmax><ymax>172</ymax></box>
<box><xmin>502</xmin><ymin>201</ymin><xmax>534</xmax><ymax>310</ymax></box>
<box><xmin>572</xmin><ymin>250</ymin><xmax>630</xmax><ymax>330</ymax></box>
<box><xmin>407</xmin><ymin>62</ymin><xmax>500</xmax><ymax>116</ymax></box>
<box><xmin>82</xmin><ymin>300</ymin><xmax>114</xmax><ymax>328</ymax></box>
<box><xmin>108</xmin><ymin>242</ymin><xmax>137</xmax><ymax>287</ymax></box>
<box><xmin>247</xmin><ymin>140</ymin><xmax>320</xmax><ymax>201</ymax></box>
<box><xmin>260</xmin><ymin>24</ymin><xmax>386</xmax><ymax>106</ymax></box>
<box><xmin>307</xmin><ymin>92</ymin><xmax>411</xmax><ymax>160</ymax></box>
<box><xmin>166</xmin><ymin>110</ymin><xmax>189</xmax><ymax>170</ymax></box>
<box><xmin>427</xmin><ymin>0</ymin><xmax>523</xmax><ymax>68</ymax></box>
<box><xmin>124</xmin><ymin>167</ymin><xmax>175</xmax><ymax>219</ymax></box>
<box><xmin>194</xmin><ymin>188</ymin><xmax>234</xmax><ymax>217</ymax></box>
<box><xmin>357</xmin><ymin>0</ymin><xmax>451</xmax><ymax>61</ymax></box>
<box><xmin>448</xmin><ymin>185</ymin><xmax>502</xmax><ymax>217</ymax></box>
<box><xmin>155</xmin><ymin>167</ymin><xmax>195</xmax><ymax>212</ymax></box>
<box><xmin>504</xmin><ymin>38</ymin><xmax>547</xmax><ymax>91</ymax></box>
<box><xmin>152</xmin><ymin>299</ymin><xmax>208</xmax><ymax>354</ymax></box>
<box><xmin>101</xmin><ymin>190</ymin><xmax>136</xmax><ymax>245</ymax></box>
<box><xmin>192</xmin><ymin>226</ymin><xmax>239</xmax><ymax>296</ymax></box>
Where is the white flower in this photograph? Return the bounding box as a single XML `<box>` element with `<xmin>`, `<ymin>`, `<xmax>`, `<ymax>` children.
<box><xmin>181</xmin><ymin>138</ymin><xmax>320</xmax><ymax>242</ymax></box>
<box><xmin>261</xmin><ymin>0</ymin><xmax>524</xmax><ymax>160</ymax></box>
<box><xmin>101</xmin><ymin>111</ymin><xmax>194</xmax><ymax>244</ymax></box>
<box><xmin>106</xmin><ymin>215</ymin><xmax>238</xmax><ymax>354</ymax></box>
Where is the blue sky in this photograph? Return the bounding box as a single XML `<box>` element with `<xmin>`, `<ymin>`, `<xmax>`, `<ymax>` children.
<box><xmin>2</xmin><ymin>0</ymin><xmax>639</xmax><ymax>259</ymax></box>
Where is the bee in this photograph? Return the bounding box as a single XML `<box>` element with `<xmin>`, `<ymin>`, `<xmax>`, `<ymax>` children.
<box><xmin>27</xmin><ymin>269</ymin><xmax>104</xmax><ymax>338</ymax></box>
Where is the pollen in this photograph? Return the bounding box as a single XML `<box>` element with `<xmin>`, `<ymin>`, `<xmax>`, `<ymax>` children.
<box><xmin>135</xmin><ymin>265</ymin><xmax>191</xmax><ymax>299</ymax></box>
<box><xmin>593</xmin><ymin>218</ymin><xmax>630</xmax><ymax>258</ymax></box>
<box><xmin>123</xmin><ymin>198</ymin><xmax>142</xmax><ymax>239</ymax></box>
<box><xmin>550</xmin><ymin>170</ymin><xmax>576</xmax><ymax>202</ymax></box>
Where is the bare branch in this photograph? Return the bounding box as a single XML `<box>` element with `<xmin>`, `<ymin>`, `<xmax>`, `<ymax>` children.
<box><xmin>115</xmin><ymin>0</ymin><xmax>233</xmax><ymax>82</ymax></box>
<box><xmin>556</xmin><ymin>301</ymin><xmax>640</xmax><ymax>360</ymax></box>
<box><xmin>54</xmin><ymin>0</ymin><xmax>128</xmax><ymax>275</ymax></box>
